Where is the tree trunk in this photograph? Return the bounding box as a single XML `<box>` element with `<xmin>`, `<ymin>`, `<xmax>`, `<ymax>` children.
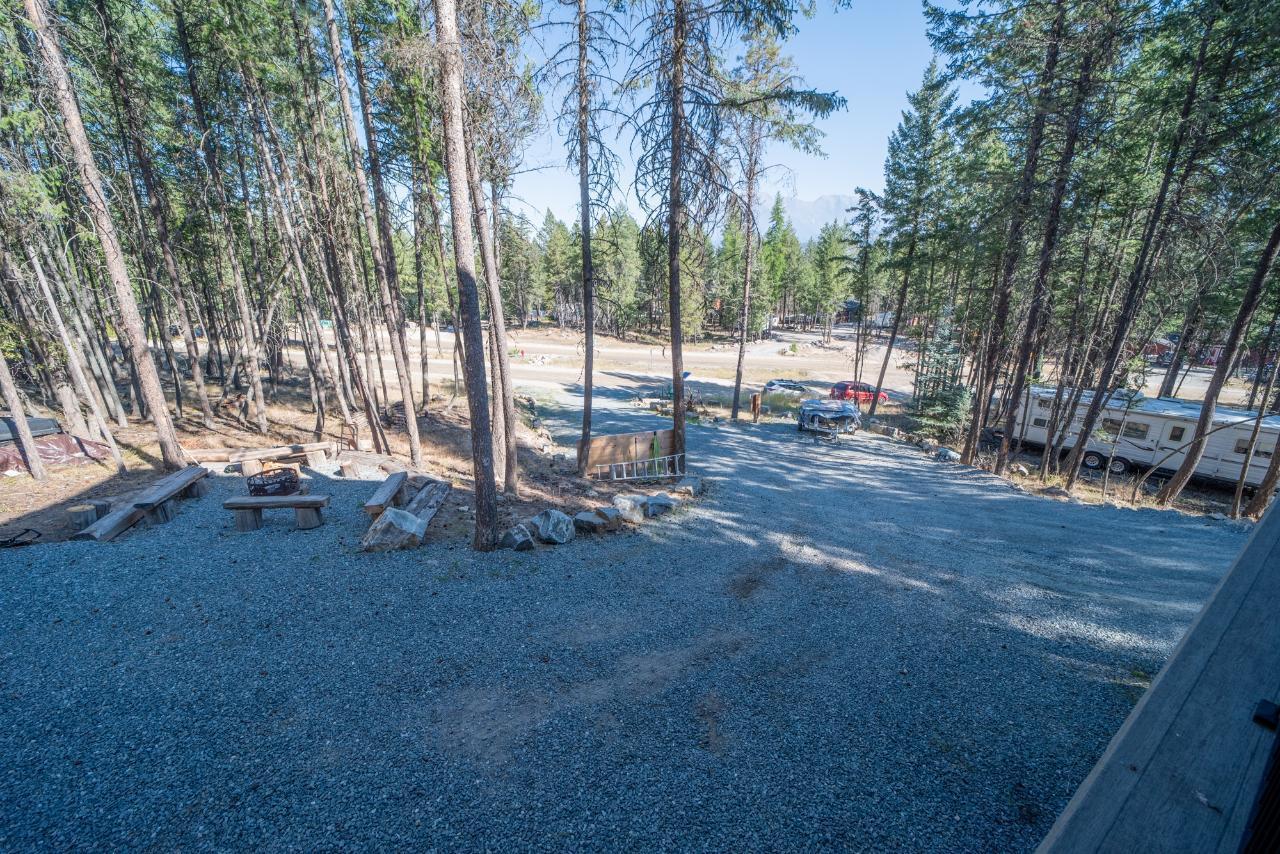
<box><xmin>732</xmin><ymin>138</ymin><xmax>759</xmax><ymax>421</ymax></box>
<box><xmin>1064</xmin><ymin>12</ymin><xmax>1219</xmax><ymax>490</ymax></box>
<box><xmin>577</xmin><ymin>0</ymin><xmax>596</xmax><ymax>469</ymax></box>
<box><xmin>465</xmin><ymin>135</ymin><xmax>518</xmax><ymax>494</ymax></box>
<box><xmin>432</xmin><ymin>0</ymin><xmax>499</xmax><ymax>550</ymax></box>
<box><xmin>323</xmin><ymin>0</ymin><xmax>422</xmax><ymax>466</ymax></box>
<box><xmin>24</xmin><ymin>0</ymin><xmax>182</xmax><ymax>469</ymax></box>
<box><xmin>965</xmin><ymin>0</ymin><xmax>1065</xmax><ymax>464</ymax></box>
<box><xmin>870</xmin><ymin>234</ymin><xmax>916</xmax><ymax>418</ymax></box>
<box><xmin>0</xmin><ymin>346</ymin><xmax>45</xmax><ymax>480</ymax></box>
<box><xmin>1156</xmin><ymin>216</ymin><xmax>1280</xmax><ymax>504</ymax></box>
<box><xmin>667</xmin><ymin>0</ymin><xmax>688</xmax><ymax>464</ymax></box>
<box><xmin>997</xmin><ymin>41</ymin><xmax>1097</xmax><ymax>474</ymax></box>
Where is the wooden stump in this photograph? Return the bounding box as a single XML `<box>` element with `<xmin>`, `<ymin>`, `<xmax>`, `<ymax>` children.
<box><xmin>145</xmin><ymin>500</ymin><xmax>175</xmax><ymax>526</ymax></box>
<box><xmin>340</xmin><ymin>462</ymin><xmax>361</xmax><ymax>478</ymax></box>
<box><xmin>234</xmin><ymin>508</ymin><xmax>263</xmax><ymax>531</ymax></box>
<box><xmin>241</xmin><ymin>459</ymin><xmax>264</xmax><ymax>477</ymax></box>
<box><xmin>305</xmin><ymin>451</ymin><xmax>326</xmax><ymax>468</ymax></box>
<box><xmin>67</xmin><ymin>503</ymin><xmax>100</xmax><ymax>529</ymax></box>
<box><xmin>294</xmin><ymin>507</ymin><xmax>323</xmax><ymax>530</ymax></box>
<box><xmin>183</xmin><ymin>478</ymin><xmax>210</xmax><ymax>498</ymax></box>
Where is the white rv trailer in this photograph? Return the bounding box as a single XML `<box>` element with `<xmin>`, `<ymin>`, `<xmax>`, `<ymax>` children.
<box><xmin>1008</xmin><ymin>385</ymin><xmax>1280</xmax><ymax>487</ymax></box>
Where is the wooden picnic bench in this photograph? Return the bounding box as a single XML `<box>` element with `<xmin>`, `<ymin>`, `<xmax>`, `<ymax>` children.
<box><xmin>223</xmin><ymin>494</ymin><xmax>329</xmax><ymax>532</ymax></box>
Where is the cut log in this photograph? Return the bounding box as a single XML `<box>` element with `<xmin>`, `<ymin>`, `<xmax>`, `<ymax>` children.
<box><xmin>183</xmin><ymin>478</ymin><xmax>210</xmax><ymax>498</ymax></box>
<box><xmin>402</xmin><ymin>479</ymin><xmax>451</xmax><ymax>527</ymax></box>
<box><xmin>241</xmin><ymin>459</ymin><xmax>264</xmax><ymax>477</ymax></box>
<box><xmin>181</xmin><ymin>448</ymin><xmax>234</xmax><ymax>462</ymax></box>
<box><xmin>144</xmin><ymin>500</ymin><xmax>175</xmax><ymax>525</ymax></box>
<box><xmin>294</xmin><ymin>507</ymin><xmax>323</xmax><ymax>529</ymax></box>
<box><xmin>224</xmin><ymin>495</ymin><xmax>329</xmax><ymax>510</ymax></box>
<box><xmin>361</xmin><ymin>507</ymin><xmax>428</xmax><ymax>551</ymax></box>
<box><xmin>305</xmin><ymin>451</ymin><xmax>326</xmax><ymax>468</ymax></box>
<box><xmin>234</xmin><ymin>508</ymin><xmax>263</xmax><ymax>531</ymax></box>
<box><xmin>363</xmin><ymin>471</ymin><xmax>408</xmax><ymax>519</ymax></box>
<box><xmin>73</xmin><ymin>468</ymin><xmax>206</xmax><ymax>541</ymax></box>
<box><xmin>72</xmin><ymin>504</ymin><xmax>143</xmax><ymax>542</ymax></box>
<box><xmin>228</xmin><ymin>441</ymin><xmax>334</xmax><ymax>463</ymax></box>
<box><xmin>132</xmin><ymin>466</ymin><xmax>208</xmax><ymax>510</ymax></box>
<box><xmin>66</xmin><ymin>503</ymin><xmax>100</xmax><ymax>529</ymax></box>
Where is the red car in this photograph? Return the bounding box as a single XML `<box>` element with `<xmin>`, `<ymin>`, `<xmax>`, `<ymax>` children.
<box><xmin>829</xmin><ymin>381</ymin><xmax>887</xmax><ymax>405</ymax></box>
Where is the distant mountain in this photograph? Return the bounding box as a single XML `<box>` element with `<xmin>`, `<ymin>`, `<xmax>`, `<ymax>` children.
<box><xmin>756</xmin><ymin>194</ymin><xmax>857</xmax><ymax>242</ymax></box>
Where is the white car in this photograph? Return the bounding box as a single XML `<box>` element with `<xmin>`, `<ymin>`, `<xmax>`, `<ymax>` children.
<box><xmin>764</xmin><ymin>379</ymin><xmax>809</xmax><ymax>396</ymax></box>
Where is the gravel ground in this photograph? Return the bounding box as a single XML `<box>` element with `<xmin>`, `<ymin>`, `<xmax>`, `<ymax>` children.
<box><xmin>0</xmin><ymin>386</ymin><xmax>1248</xmax><ymax>851</ymax></box>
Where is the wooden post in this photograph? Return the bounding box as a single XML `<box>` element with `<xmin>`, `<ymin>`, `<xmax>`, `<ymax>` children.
<box><xmin>294</xmin><ymin>507</ymin><xmax>323</xmax><ymax>529</ymax></box>
<box><xmin>233</xmin><ymin>508</ymin><xmax>263</xmax><ymax>531</ymax></box>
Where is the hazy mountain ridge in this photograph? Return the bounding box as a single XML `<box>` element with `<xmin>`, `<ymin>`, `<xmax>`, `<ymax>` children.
<box><xmin>756</xmin><ymin>193</ymin><xmax>858</xmax><ymax>241</ymax></box>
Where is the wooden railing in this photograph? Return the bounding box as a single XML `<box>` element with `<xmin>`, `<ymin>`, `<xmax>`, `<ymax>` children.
<box><xmin>1038</xmin><ymin>505</ymin><xmax>1280</xmax><ymax>853</ymax></box>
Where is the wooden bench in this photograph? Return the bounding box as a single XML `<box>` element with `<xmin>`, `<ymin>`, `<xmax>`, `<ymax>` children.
<box><xmin>73</xmin><ymin>465</ymin><xmax>210</xmax><ymax>541</ymax></box>
<box><xmin>223</xmin><ymin>495</ymin><xmax>330</xmax><ymax>532</ymax></box>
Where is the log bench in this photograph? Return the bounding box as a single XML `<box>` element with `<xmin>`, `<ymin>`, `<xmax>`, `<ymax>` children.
<box><xmin>73</xmin><ymin>465</ymin><xmax>210</xmax><ymax>542</ymax></box>
<box><xmin>223</xmin><ymin>495</ymin><xmax>329</xmax><ymax>532</ymax></box>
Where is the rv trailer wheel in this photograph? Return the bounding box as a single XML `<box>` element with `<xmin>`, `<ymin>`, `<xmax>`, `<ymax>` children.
<box><xmin>1108</xmin><ymin>457</ymin><xmax>1131</xmax><ymax>475</ymax></box>
<box><xmin>1081</xmin><ymin>451</ymin><xmax>1105</xmax><ymax>470</ymax></box>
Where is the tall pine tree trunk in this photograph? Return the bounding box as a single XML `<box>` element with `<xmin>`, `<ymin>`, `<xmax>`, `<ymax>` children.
<box><xmin>432</xmin><ymin>0</ymin><xmax>498</xmax><ymax>550</ymax></box>
<box><xmin>24</xmin><ymin>0</ymin><xmax>183</xmax><ymax>469</ymax></box>
<box><xmin>323</xmin><ymin>0</ymin><xmax>422</xmax><ymax>466</ymax></box>
<box><xmin>577</xmin><ymin>0</ymin><xmax>596</xmax><ymax>470</ymax></box>
<box><xmin>1156</xmin><ymin>216</ymin><xmax>1280</xmax><ymax>505</ymax></box>
<box><xmin>667</xmin><ymin>0</ymin><xmax>688</xmax><ymax>465</ymax></box>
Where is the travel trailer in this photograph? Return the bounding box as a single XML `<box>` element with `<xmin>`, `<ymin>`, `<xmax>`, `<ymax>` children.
<box><xmin>1007</xmin><ymin>385</ymin><xmax>1280</xmax><ymax>487</ymax></box>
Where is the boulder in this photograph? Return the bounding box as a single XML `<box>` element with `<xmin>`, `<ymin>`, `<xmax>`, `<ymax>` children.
<box><xmin>573</xmin><ymin>511</ymin><xmax>605</xmax><ymax>534</ymax></box>
<box><xmin>499</xmin><ymin>523</ymin><xmax>535</xmax><ymax>551</ymax></box>
<box><xmin>644</xmin><ymin>494</ymin><xmax>676</xmax><ymax>517</ymax></box>
<box><xmin>361</xmin><ymin>507</ymin><xmax>428</xmax><ymax>552</ymax></box>
<box><xmin>529</xmin><ymin>509</ymin><xmax>576</xmax><ymax>544</ymax></box>
<box><xmin>671</xmin><ymin>476</ymin><xmax>704</xmax><ymax>497</ymax></box>
<box><xmin>613</xmin><ymin>493</ymin><xmax>648</xmax><ymax>524</ymax></box>
<box><xmin>1011</xmin><ymin>463</ymin><xmax>1030</xmax><ymax>477</ymax></box>
<box><xmin>936</xmin><ymin>448</ymin><xmax>961</xmax><ymax>463</ymax></box>
<box><xmin>593</xmin><ymin>506</ymin><xmax>623</xmax><ymax>531</ymax></box>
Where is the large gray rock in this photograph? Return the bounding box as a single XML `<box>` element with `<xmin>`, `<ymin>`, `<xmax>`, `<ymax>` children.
<box><xmin>936</xmin><ymin>447</ymin><xmax>961</xmax><ymax>463</ymax></box>
<box><xmin>499</xmin><ymin>523</ymin><xmax>535</xmax><ymax>551</ymax></box>
<box><xmin>529</xmin><ymin>509</ymin><xmax>576</xmax><ymax>544</ymax></box>
<box><xmin>593</xmin><ymin>506</ymin><xmax>623</xmax><ymax>531</ymax></box>
<box><xmin>613</xmin><ymin>494</ymin><xmax>648</xmax><ymax>524</ymax></box>
<box><xmin>644</xmin><ymin>494</ymin><xmax>676</xmax><ymax>517</ymax></box>
<box><xmin>361</xmin><ymin>507</ymin><xmax>428</xmax><ymax>552</ymax></box>
<box><xmin>671</xmin><ymin>476</ymin><xmax>704</xmax><ymax>497</ymax></box>
<box><xmin>573</xmin><ymin>511</ymin><xmax>605</xmax><ymax>534</ymax></box>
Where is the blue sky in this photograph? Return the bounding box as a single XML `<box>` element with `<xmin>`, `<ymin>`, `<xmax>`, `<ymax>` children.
<box><xmin>504</xmin><ymin>2</ymin><xmax>949</xmax><ymax>230</ymax></box>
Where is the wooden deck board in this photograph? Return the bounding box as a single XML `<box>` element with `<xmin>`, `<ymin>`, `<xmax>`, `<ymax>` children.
<box><xmin>1038</xmin><ymin>507</ymin><xmax>1280</xmax><ymax>853</ymax></box>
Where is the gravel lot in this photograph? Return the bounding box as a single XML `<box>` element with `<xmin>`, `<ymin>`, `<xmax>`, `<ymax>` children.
<box><xmin>0</xmin><ymin>386</ymin><xmax>1247</xmax><ymax>851</ymax></box>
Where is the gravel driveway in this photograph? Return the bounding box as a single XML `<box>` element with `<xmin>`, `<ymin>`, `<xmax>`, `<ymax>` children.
<box><xmin>0</xmin><ymin>385</ymin><xmax>1246</xmax><ymax>851</ymax></box>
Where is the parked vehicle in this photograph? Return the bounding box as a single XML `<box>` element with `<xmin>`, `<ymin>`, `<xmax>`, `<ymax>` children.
<box><xmin>764</xmin><ymin>379</ymin><xmax>809</xmax><ymax>396</ymax></box>
<box><xmin>829</xmin><ymin>381</ymin><xmax>888</xmax><ymax>405</ymax></box>
<box><xmin>1007</xmin><ymin>384</ymin><xmax>1280</xmax><ymax>485</ymax></box>
<box><xmin>798</xmin><ymin>399</ymin><xmax>861</xmax><ymax>435</ymax></box>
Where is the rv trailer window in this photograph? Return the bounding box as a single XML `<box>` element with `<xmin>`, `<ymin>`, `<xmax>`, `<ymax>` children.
<box><xmin>1169</xmin><ymin>426</ymin><xmax>1185</xmax><ymax>442</ymax></box>
<box><xmin>1234</xmin><ymin>438</ymin><xmax>1272</xmax><ymax>458</ymax></box>
<box><xmin>1032</xmin><ymin>417</ymin><xmax>1048</xmax><ymax>427</ymax></box>
<box><xmin>1036</xmin><ymin>399</ymin><xmax>1051</xmax><ymax>410</ymax></box>
<box><xmin>1103</xmin><ymin>418</ymin><xmax>1150</xmax><ymax>440</ymax></box>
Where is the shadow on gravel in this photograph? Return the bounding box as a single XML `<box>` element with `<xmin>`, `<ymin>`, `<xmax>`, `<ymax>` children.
<box><xmin>0</xmin><ymin>383</ymin><xmax>1248</xmax><ymax>852</ymax></box>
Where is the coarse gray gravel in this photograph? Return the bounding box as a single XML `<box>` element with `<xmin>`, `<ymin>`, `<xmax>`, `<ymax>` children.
<box><xmin>0</xmin><ymin>385</ymin><xmax>1248</xmax><ymax>851</ymax></box>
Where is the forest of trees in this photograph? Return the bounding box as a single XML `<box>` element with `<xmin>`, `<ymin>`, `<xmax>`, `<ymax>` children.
<box><xmin>1</xmin><ymin>0</ymin><xmax>1278</xmax><ymax>549</ymax></box>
